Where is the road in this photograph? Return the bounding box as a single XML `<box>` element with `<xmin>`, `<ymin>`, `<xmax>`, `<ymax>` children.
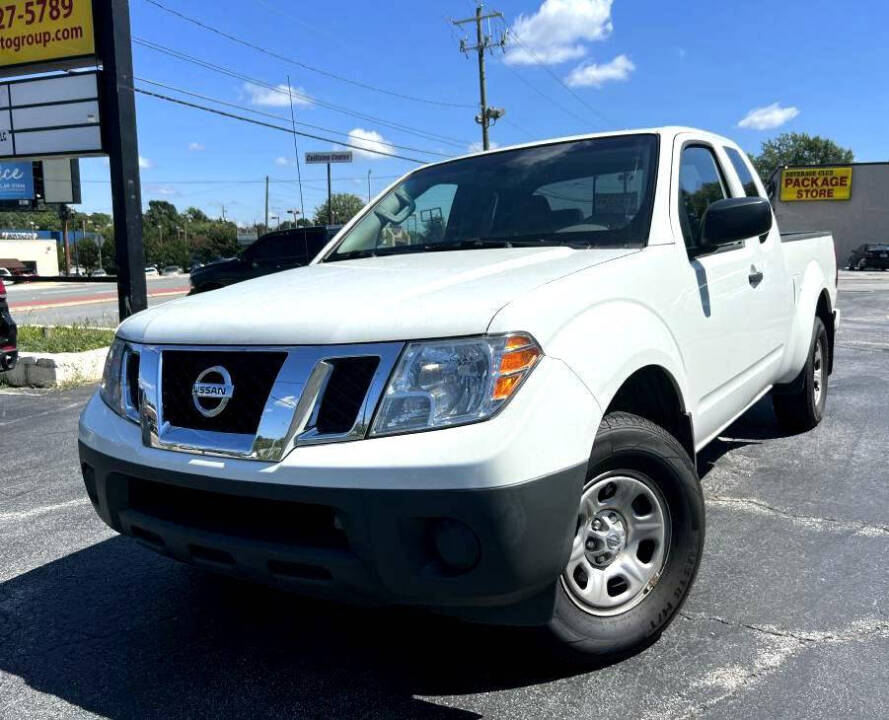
<box><xmin>5</xmin><ymin>275</ymin><xmax>190</xmax><ymax>327</ymax></box>
<box><xmin>1</xmin><ymin>273</ymin><xmax>888</xmax><ymax>719</ymax></box>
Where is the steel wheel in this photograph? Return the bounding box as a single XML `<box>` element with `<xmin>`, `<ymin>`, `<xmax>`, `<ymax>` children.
<box><xmin>562</xmin><ymin>471</ymin><xmax>670</xmax><ymax>617</ymax></box>
<box><xmin>813</xmin><ymin>337</ymin><xmax>825</xmax><ymax>408</ymax></box>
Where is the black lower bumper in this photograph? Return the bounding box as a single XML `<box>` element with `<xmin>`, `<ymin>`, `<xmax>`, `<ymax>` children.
<box><xmin>78</xmin><ymin>442</ymin><xmax>585</xmax><ymax>625</ymax></box>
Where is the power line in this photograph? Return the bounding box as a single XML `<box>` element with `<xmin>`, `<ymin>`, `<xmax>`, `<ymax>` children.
<box><xmin>142</xmin><ymin>0</ymin><xmax>475</xmax><ymax>110</ymax></box>
<box><xmin>133</xmin><ymin>87</ymin><xmax>426</xmax><ymax>163</ymax></box>
<box><xmin>134</xmin><ymin>76</ymin><xmax>452</xmax><ymax>157</ymax></box>
<box><xmin>499</xmin><ymin>59</ymin><xmax>591</xmax><ymax>128</ymax></box>
<box><xmin>134</xmin><ymin>38</ymin><xmax>470</xmax><ymax>149</ymax></box>
<box><xmin>503</xmin><ymin>20</ymin><xmax>615</xmax><ymax>128</ymax></box>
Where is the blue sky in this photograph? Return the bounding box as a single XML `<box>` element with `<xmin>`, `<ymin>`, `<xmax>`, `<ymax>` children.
<box><xmin>78</xmin><ymin>0</ymin><xmax>889</xmax><ymax>225</ymax></box>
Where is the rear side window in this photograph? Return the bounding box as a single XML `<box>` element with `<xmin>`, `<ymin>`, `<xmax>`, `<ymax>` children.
<box><xmin>725</xmin><ymin>147</ymin><xmax>761</xmax><ymax>198</ymax></box>
<box><xmin>677</xmin><ymin>146</ymin><xmax>728</xmax><ymax>251</ymax></box>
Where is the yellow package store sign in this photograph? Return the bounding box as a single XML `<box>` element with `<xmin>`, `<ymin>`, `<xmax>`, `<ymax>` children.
<box><xmin>780</xmin><ymin>167</ymin><xmax>853</xmax><ymax>202</ymax></box>
<box><xmin>0</xmin><ymin>0</ymin><xmax>95</xmax><ymax>70</ymax></box>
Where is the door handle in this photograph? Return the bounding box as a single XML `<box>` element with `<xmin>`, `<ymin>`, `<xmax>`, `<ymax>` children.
<box><xmin>748</xmin><ymin>265</ymin><xmax>764</xmax><ymax>288</ymax></box>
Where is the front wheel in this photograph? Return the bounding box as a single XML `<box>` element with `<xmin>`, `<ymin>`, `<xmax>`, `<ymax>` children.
<box><xmin>546</xmin><ymin>412</ymin><xmax>705</xmax><ymax>658</ymax></box>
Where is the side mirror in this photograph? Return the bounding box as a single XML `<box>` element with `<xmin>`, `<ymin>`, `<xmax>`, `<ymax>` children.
<box><xmin>700</xmin><ymin>197</ymin><xmax>772</xmax><ymax>248</ymax></box>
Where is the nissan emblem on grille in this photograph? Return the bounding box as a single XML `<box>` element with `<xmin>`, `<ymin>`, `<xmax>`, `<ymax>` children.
<box><xmin>191</xmin><ymin>366</ymin><xmax>235</xmax><ymax>418</ymax></box>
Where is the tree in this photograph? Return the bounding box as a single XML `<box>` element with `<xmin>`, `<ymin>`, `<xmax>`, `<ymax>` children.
<box><xmin>312</xmin><ymin>193</ymin><xmax>364</xmax><ymax>226</ymax></box>
<box><xmin>752</xmin><ymin>133</ymin><xmax>854</xmax><ymax>184</ymax></box>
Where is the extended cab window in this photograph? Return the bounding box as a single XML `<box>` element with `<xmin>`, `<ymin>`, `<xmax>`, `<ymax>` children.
<box><xmin>725</xmin><ymin>147</ymin><xmax>761</xmax><ymax>198</ymax></box>
<box><xmin>678</xmin><ymin>146</ymin><xmax>728</xmax><ymax>252</ymax></box>
<box><xmin>325</xmin><ymin>134</ymin><xmax>659</xmax><ymax>261</ymax></box>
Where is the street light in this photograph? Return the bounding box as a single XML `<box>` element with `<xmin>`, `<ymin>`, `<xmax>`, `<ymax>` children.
<box><xmin>287</xmin><ymin>209</ymin><xmax>300</xmax><ymax>227</ymax></box>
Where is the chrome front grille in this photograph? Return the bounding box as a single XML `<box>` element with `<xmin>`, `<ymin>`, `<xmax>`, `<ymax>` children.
<box><xmin>135</xmin><ymin>343</ymin><xmax>403</xmax><ymax>461</ymax></box>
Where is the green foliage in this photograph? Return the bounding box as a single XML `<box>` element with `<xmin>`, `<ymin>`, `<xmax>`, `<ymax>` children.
<box><xmin>18</xmin><ymin>325</ymin><xmax>115</xmax><ymax>353</ymax></box>
<box><xmin>312</xmin><ymin>193</ymin><xmax>364</xmax><ymax>226</ymax></box>
<box><xmin>752</xmin><ymin>133</ymin><xmax>854</xmax><ymax>183</ymax></box>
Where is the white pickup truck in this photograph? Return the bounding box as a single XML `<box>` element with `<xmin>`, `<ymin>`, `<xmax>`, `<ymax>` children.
<box><xmin>79</xmin><ymin>127</ymin><xmax>838</xmax><ymax>657</ymax></box>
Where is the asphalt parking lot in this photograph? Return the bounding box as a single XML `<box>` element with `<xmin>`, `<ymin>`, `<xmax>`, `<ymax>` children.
<box><xmin>1</xmin><ymin>271</ymin><xmax>888</xmax><ymax>719</ymax></box>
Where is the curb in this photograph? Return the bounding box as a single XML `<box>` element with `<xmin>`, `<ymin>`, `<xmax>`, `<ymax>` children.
<box><xmin>2</xmin><ymin>346</ymin><xmax>109</xmax><ymax>387</ymax></box>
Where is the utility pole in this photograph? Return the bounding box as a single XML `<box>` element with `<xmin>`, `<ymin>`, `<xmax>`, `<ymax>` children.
<box><xmin>453</xmin><ymin>3</ymin><xmax>507</xmax><ymax>151</ymax></box>
<box><xmin>326</xmin><ymin>162</ymin><xmax>333</xmax><ymax>225</ymax></box>
<box><xmin>367</xmin><ymin>169</ymin><xmax>372</xmax><ymax>203</ymax></box>
<box><xmin>264</xmin><ymin>175</ymin><xmax>270</xmax><ymax>230</ymax></box>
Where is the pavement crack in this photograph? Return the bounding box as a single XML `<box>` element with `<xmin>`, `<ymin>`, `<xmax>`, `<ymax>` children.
<box><xmin>650</xmin><ymin>614</ymin><xmax>889</xmax><ymax>720</ymax></box>
<box><xmin>705</xmin><ymin>493</ymin><xmax>889</xmax><ymax>538</ymax></box>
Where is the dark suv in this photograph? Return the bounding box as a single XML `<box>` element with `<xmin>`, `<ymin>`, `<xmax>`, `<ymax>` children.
<box><xmin>189</xmin><ymin>226</ymin><xmax>340</xmax><ymax>294</ymax></box>
<box><xmin>848</xmin><ymin>244</ymin><xmax>889</xmax><ymax>271</ymax></box>
<box><xmin>0</xmin><ymin>277</ymin><xmax>17</xmax><ymax>371</ymax></box>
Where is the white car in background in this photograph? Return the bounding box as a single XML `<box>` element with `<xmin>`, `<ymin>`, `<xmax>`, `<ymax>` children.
<box><xmin>79</xmin><ymin>127</ymin><xmax>838</xmax><ymax>659</ymax></box>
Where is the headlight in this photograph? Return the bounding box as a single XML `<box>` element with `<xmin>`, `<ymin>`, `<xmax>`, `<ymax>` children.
<box><xmin>370</xmin><ymin>333</ymin><xmax>541</xmax><ymax>436</ymax></box>
<box><xmin>100</xmin><ymin>338</ymin><xmax>140</xmax><ymax>421</ymax></box>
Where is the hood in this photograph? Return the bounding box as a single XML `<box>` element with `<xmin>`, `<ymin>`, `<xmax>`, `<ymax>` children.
<box><xmin>191</xmin><ymin>256</ymin><xmax>241</xmax><ymax>275</ymax></box>
<box><xmin>120</xmin><ymin>247</ymin><xmax>637</xmax><ymax>346</ymax></box>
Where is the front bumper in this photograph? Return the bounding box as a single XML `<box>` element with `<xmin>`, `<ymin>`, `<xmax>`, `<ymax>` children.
<box><xmin>79</xmin><ymin>442</ymin><xmax>585</xmax><ymax>623</ymax></box>
<box><xmin>77</xmin><ymin>355</ymin><xmax>599</xmax><ymax>623</ymax></box>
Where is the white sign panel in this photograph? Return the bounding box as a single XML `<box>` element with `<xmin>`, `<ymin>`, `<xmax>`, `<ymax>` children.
<box><xmin>305</xmin><ymin>151</ymin><xmax>353</xmax><ymax>164</ymax></box>
<box><xmin>0</xmin><ymin>71</ymin><xmax>102</xmax><ymax>160</ymax></box>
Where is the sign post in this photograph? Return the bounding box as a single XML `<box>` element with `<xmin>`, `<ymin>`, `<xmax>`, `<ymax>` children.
<box><xmin>305</xmin><ymin>151</ymin><xmax>352</xmax><ymax>225</ymax></box>
<box><xmin>95</xmin><ymin>0</ymin><xmax>145</xmax><ymax>317</ymax></box>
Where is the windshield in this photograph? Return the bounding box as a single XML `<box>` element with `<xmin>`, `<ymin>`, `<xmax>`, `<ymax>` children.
<box><xmin>324</xmin><ymin>134</ymin><xmax>659</xmax><ymax>261</ymax></box>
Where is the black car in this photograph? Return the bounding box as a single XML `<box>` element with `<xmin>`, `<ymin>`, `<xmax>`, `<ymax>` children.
<box><xmin>0</xmin><ymin>276</ymin><xmax>17</xmax><ymax>371</ymax></box>
<box><xmin>847</xmin><ymin>243</ymin><xmax>889</xmax><ymax>270</ymax></box>
<box><xmin>189</xmin><ymin>226</ymin><xmax>341</xmax><ymax>294</ymax></box>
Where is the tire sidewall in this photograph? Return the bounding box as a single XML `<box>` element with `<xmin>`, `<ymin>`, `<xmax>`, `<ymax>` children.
<box><xmin>548</xmin><ymin>416</ymin><xmax>705</xmax><ymax>655</ymax></box>
<box><xmin>806</xmin><ymin>318</ymin><xmax>829</xmax><ymax>422</ymax></box>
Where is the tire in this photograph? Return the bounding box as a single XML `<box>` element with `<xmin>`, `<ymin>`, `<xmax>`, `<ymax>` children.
<box><xmin>546</xmin><ymin>411</ymin><xmax>705</xmax><ymax>659</ymax></box>
<box><xmin>773</xmin><ymin>317</ymin><xmax>829</xmax><ymax>433</ymax></box>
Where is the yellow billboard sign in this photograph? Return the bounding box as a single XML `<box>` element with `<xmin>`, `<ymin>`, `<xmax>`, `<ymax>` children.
<box><xmin>780</xmin><ymin>166</ymin><xmax>853</xmax><ymax>202</ymax></box>
<box><xmin>0</xmin><ymin>0</ymin><xmax>95</xmax><ymax>70</ymax></box>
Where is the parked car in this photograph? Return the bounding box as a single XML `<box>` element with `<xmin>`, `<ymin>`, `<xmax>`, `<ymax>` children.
<box><xmin>0</xmin><ymin>277</ymin><xmax>17</xmax><ymax>371</ymax></box>
<box><xmin>188</xmin><ymin>226</ymin><xmax>340</xmax><ymax>294</ymax></box>
<box><xmin>847</xmin><ymin>243</ymin><xmax>889</xmax><ymax>270</ymax></box>
<box><xmin>90</xmin><ymin>269</ymin><xmax>109</xmax><ymax>278</ymax></box>
<box><xmin>161</xmin><ymin>266</ymin><xmax>181</xmax><ymax>276</ymax></box>
<box><xmin>0</xmin><ymin>267</ymin><xmax>13</xmax><ymax>285</ymax></box>
<box><xmin>80</xmin><ymin>127</ymin><xmax>838</xmax><ymax>659</ymax></box>
<box><xmin>144</xmin><ymin>266</ymin><xmax>159</xmax><ymax>276</ymax></box>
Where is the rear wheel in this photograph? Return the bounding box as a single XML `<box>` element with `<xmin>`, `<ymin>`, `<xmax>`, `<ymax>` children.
<box><xmin>546</xmin><ymin>412</ymin><xmax>704</xmax><ymax>658</ymax></box>
<box><xmin>773</xmin><ymin>317</ymin><xmax>828</xmax><ymax>433</ymax></box>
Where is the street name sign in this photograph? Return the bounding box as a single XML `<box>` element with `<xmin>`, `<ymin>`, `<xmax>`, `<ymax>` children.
<box><xmin>305</xmin><ymin>151</ymin><xmax>353</xmax><ymax>164</ymax></box>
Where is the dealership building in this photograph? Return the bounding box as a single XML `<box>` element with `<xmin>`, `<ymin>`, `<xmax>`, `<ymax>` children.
<box><xmin>0</xmin><ymin>232</ymin><xmax>59</xmax><ymax>276</ymax></box>
<box><xmin>771</xmin><ymin>162</ymin><xmax>889</xmax><ymax>267</ymax></box>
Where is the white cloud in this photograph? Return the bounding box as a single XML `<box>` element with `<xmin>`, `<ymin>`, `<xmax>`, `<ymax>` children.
<box><xmin>274</xmin><ymin>156</ymin><xmax>290</xmax><ymax>166</ymax></box>
<box><xmin>468</xmin><ymin>140</ymin><xmax>500</xmax><ymax>153</ymax></box>
<box><xmin>188</xmin><ymin>142</ymin><xmax>205</xmax><ymax>151</ymax></box>
<box><xmin>138</xmin><ymin>156</ymin><xmax>153</xmax><ymax>169</ymax></box>
<box><xmin>504</xmin><ymin>0</ymin><xmax>613</xmax><ymax>66</ymax></box>
<box><xmin>347</xmin><ymin>128</ymin><xmax>394</xmax><ymax>159</ymax></box>
<box><xmin>243</xmin><ymin>82</ymin><xmax>312</xmax><ymax>107</ymax></box>
<box><xmin>564</xmin><ymin>54</ymin><xmax>634</xmax><ymax>87</ymax></box>
<box><xmin>737</xmin><ymin>102</ymin><xmax>800</xmax><ymax>130</ymax></box>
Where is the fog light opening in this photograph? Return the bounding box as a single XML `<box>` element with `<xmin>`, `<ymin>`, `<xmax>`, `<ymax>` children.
<box><xmin>431</xmin><ymin>519</ymin><xmax>480</xmax><ymax>574</ymax></box>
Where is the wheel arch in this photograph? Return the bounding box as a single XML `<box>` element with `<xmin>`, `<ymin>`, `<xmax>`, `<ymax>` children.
<box><xmin>601</xmin><ymin>364</ymin><xmax>695</xmax><ymax>463</ymax></box>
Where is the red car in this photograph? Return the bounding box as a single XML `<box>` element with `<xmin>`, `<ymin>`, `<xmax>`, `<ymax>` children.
<box><xmin>0</xmin><ymin>277</ymin><xmax>17</xmax><ymax>371</ymax></box>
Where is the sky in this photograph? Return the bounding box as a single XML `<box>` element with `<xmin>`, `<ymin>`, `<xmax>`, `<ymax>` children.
<box><xmin>77</xmin><ymin>0</ymin><xmax>889</xmax><ymax>226</ymax></box>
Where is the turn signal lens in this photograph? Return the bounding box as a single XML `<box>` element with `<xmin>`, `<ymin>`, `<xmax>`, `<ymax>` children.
<box><xmin>499</xmin><ymin>347</ymin><xmax>539</xmax><ymax>374</ymax></box>
<box><xmin>492</xmin><ymin>334</ymin><xmax>541</xmax><ymax>401</ymax></box>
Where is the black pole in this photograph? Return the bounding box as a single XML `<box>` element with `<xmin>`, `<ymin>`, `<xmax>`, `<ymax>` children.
<box><xmin>96</xmin><ymin>0</ymin><xmax>147</xmax><ymax>320</ymax></box>
<box><xmin>326</xmin><ymin>162</ymin><xmax>332</xmax><ymax>225</ymax></box>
